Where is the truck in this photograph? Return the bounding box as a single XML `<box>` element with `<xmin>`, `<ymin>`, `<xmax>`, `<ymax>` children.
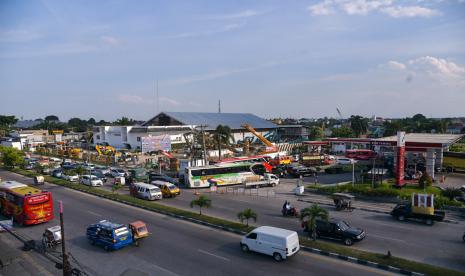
<box><xmin>244</xmin><ymin>173</ymin><xmax>279</xmax><ymax>188</ymax></box>
<box><xmin>390</xmin><ymin>193</ymin><xmax>445</xmax><ymax>225</ymax></box>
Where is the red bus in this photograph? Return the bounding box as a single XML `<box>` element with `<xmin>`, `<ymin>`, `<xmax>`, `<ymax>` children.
<box><xmin>0</xmin><ymin>181</ymin><xmax>54</xmax><ymax>225</ymax></box>
<box><xmin>345</xmin><ymin>149</ymin><xmax>377</xmax><ymax>160</ymax></box>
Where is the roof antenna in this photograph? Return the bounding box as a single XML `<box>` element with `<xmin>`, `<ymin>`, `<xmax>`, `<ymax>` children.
<box><xmin>218</xmin><ymin>99</ymin><xmax>221</xmax><ymax>113</ymax></box>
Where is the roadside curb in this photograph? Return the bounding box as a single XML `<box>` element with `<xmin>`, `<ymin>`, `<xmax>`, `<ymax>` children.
<box><xmin>299</xmin><ymin>246</ymin><xmax>424</xmax><ymax>276</ymax></box>
<box><xmin>296</xmin><ymin>198</ymin><xmax>459</xmax><ymax>224</ymax></box>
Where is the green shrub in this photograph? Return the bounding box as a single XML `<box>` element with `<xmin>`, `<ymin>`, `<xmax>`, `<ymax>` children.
<box><xmin>419</xmin><ymin>172</ymin><xmax>432</xmax><ymax>189</ymax></box>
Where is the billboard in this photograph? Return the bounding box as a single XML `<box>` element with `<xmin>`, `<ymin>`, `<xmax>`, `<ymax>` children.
<box><xmin>141</xmin><ymin>135</ymin><xmax>171</xmax><ymax>153</ymax></box>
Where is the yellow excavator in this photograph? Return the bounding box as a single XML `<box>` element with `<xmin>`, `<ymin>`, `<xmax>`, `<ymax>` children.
<box><xmin>95</xmin><ymin>144</ymin><xmax>118</xmax><ymax>156</ymax></box>
<box><xmin>241</xmin><ymin>124</ymin><xmax>278</xmax><ymax>154</ymax></box>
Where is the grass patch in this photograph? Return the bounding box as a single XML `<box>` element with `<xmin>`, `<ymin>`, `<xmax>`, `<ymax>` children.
<box><xmin>299</xmin><ymin>238</ymin><xmax>465</xmax><ymax>276</ymax></box>
<box><xmin>308</xmin><ymin>182</ymin><xmax>463</xmax><ymax>208</ymax></box>
<box><xmin>4</xmin><ymin>166</ymin><xmax>464</xmax><ymax>276</ymax></box>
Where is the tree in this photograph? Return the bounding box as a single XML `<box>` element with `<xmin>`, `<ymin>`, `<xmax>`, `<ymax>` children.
<box><xmin>44</xmin><ymin>115</ymin><xmax>59</xmax><ymax>121</ymax></box>
<box><xmin>190</xmin><ymin>195</ymin><xmax>212</xmax><ymax>215</ymax></box>
<box><xmin>68</xmin><ymin>118</ymin><xmax>88</xmax><ymax>132</ymax></box>
<box><xmin>330</xmin><ymin>126</ymin><xmax>354</xmax><ymax>138</ymax></box>
<box><xmin>87</xmin><ymin>118</ymin><xmax>96</xmax><ymax>125</ymax></box>
<box><xmin>348</xmin><ymin>115</ymin><xmax>369</xmax><ymax>137</ymax></box>
<box><xmin>383</xmin><ymin>121</ymin><xmax>402</xmax><ymax>137</ymax></box>
<box><xmin>114</xmin><ymin>117</ymin><xmax>136</xmax><ymax>126</ymax></box>
<box><xmin>0</xmin><ymin>146</ymin><xmax>24</xmax><ymax>168</ymax></box>
<box><xmin>309</xmin><ymin>126</ymin><xmax>324</xmax><ymax>140</ymax></box>
<box><xmin>300</xmin><ymin>204</ymin><xmax>329</xmax><ymax>241</ymax></box>
<box><xmin>0</xmin><ymin>115</ymin><xmax>18</xmax><ymax>127</ymax></box>
<box><xmin>215</xmin><ymin>125</ymin><xmax>234</xmax><ymax>160</ymax></box>
<box><xmin>419</xmin><ymin>172</ymin><xmax>432</xmax><ymax>189</ymax></box>
<box><xmin>237</xmin><ymin>208</ymin><xmax>257</xmax><ymax>226</ymax></box>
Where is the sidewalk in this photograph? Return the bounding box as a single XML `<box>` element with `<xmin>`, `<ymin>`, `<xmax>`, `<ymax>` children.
<box><xmin>0</xmin><ymin>234</ymin><xmax>58</xmax><ymax>276</ymax></box>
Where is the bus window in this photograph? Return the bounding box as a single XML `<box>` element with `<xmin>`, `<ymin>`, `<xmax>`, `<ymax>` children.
<box><xmin>251</xmin><ymin>164</ymin><xmax>265</xmax><ymax>176</ymax></box>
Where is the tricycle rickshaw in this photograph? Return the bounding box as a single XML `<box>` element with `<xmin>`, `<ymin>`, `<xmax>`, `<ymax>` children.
<box><xmin>34</xmin><ymin>175</ymin><xmax>45</xmax><ymax>185</ymax></box>
<box><xmin>42</xmin><ymin>225</ymin><xmax>62</xmax><ymax>249</ymax></box>
<box><xmin>331</xmin><ymin>193</ymin><xmax>355</xmax><ymax>211</ymax></box>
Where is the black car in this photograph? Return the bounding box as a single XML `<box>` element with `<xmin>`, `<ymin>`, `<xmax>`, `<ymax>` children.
<box><xmin>304</xmin><ymin>219</ymin><xmax>366</xmax><ymax>246</ymax></box>
<box><xmin>149</xmin><ymin>173</ymin><xmax>180</xmax><ymax>185</ymax></box>
<box><xmin>286</xmin><ymin>164</ymin><xmax>314</xmax><ymax>178</ymax></box>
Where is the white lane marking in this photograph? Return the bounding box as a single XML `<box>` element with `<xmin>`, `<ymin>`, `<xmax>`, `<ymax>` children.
<box><xmin>369</xmin><ymin>234</ymin><xmax>405</xmax><ymax>243</ymax></box>
<box><xmin>197</xmin><ymin>249</ymin><xmax>230</xmax><ymax>262</ymax></box>
<box><xmin>87</xmin><ymin>211</ymin><xmax>102</xmax><ymax>217</ymax></box>
<box><xmin>149</xmin><ymin>263</ymin><xmax>180</xmax><ymax>276</ymax></box>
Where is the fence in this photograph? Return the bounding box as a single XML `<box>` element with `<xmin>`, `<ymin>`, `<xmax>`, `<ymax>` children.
<box><xmin>208</xmin><ymin>186</ymin><xmax>276</xmax><ymax>198</ymax></box>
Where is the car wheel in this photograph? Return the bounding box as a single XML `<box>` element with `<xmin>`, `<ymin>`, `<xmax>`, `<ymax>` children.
<box><xmin>344</xmin><ymin>238</ymin><xmax>354</xmax><ymax>246</ymax></box>
<box><xmin>241</xmin><ymin>244</ymin><xmax>249</xmax><ymax>252</ymax></box>
<box><xmin>273</xmin><ymin>252</ymin><xmax>283</xmax><ymax>261</ymax></box>
<box><xmin>425</xmin><ymin>219</ymin><xmax>433</xmax><ymax>225</ymax></box>
<box><xmin>397</xmin><ymin>215</ymin><xmax>405</xmax><ymax>221</ymax></box>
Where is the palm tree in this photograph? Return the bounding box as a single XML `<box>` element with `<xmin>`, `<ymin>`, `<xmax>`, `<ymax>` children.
<box><xmin>300</xmin><ymin>204</ymin><xmax>329</xmax><ymax>241</ymax></box>
<box><xmin>190</xmin><ymin>195</ymin><xmax>212</xmax><ymax>215</ymax></box>
<box><xmin>215</xmin><ymin>125</ymin><xmax>234</xmax><ymax>160</ymax></box>
<box><xmin>237</xmin><ymin>208</ymin><xmax>257</xmax><ymax>226</ymax></box>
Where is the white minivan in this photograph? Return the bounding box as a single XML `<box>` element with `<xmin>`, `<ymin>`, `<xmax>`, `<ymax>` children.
<box><xmin>132</xmin><ymin>182</ymin><xmax>162</xmax><ymax>201</ymax></box>
<box><xmin>240</xmin><ymin>226</ymin><xmax>300</xmax><ymax>261</ymax></box>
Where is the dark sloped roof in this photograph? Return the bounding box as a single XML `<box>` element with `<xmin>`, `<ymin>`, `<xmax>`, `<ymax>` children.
<box><xmin>143</xmin><ymin>112</ymin><xmax>276</xmax><ymax>130</ymax></box>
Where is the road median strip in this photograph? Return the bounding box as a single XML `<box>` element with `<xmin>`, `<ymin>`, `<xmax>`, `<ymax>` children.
<box><xmin>3</xmin><ymin>167</ymin><xmax>464</xmax><ymax>276</ymax></box>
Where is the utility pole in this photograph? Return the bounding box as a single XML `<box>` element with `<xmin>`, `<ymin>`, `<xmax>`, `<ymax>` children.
<box><xmin>371</xmin><ymin>157</ymin><xmax>376</xmax><ymax>188</ymax></box>
<box><xmin>218</xmin><ymin>100</ymin><xmax>221</xmax><ymax>113</ymax></box>
<box><xmin>199</xmin><ymin>125</ymin><xmax>208</xmax><ymax>165</ymax></box>
<box><xmin>59</xmin><ymin>201</ymin><xmax>71</xmax><ymax>276</ymax></box>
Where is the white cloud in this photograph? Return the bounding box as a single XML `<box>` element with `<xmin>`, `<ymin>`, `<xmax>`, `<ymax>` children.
<box><xmin>100</xmin><ymin>35</ymin><xmax>120</xmax><ymax>46</ymax></box>
<box><xmin>381</xmin><ymin>6</ymin><xmax>441</xmax><ymax>18</ymax></box>
<box><xmin>341</xmin><ymin>0</ymin><xmax>392</xmax><ymax>15</ymax></box>
<box><xmin>308</xmin><ymin>0</ymin><xmax>441</xmax><ymax>18</ymax></box>
<box><xmin>159</xmin><ymin>23</ymin><xmax>245</xmax><ymax>39</ymax></box>
<box><xmin>408</xmin><ymin>56</ymin><xmax>465</xmax><ymax>78</ymax></box>
<box><xmin>386</xmin><ymin>60</ymin><xmax>406</xmax><ymax>70</ymax></box>
<box><xmin>118</xmin><ymin>94</ymin><xmax>146</xmax><ymax>104</ymax></box>
<box><xmin>160</xmin><ymin>97</ymin><xmax>181</xmax><ymax>106</ymax></box>
<box><xmin>165</xmin><ymin>61</ymin><xmax>280</xmax><ymax>86</ymax></box>
<box><xmin>207</xmin><ymin>9</ymin><xmax>266</xmax><ymax>20</ymax></box>
<box><xmin>308</xmin><ymin>1</ymin><xmax>336</xmax><ymax>15</ymax></box>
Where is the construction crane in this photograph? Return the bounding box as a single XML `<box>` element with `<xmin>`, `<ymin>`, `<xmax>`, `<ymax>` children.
<box><xmin>241</xmin><ymin>124</ymin><xmax>277</xmax><ymax>154</ymax></box>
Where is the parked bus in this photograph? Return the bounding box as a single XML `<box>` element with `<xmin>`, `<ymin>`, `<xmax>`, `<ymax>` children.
<box><xmin>345</xmin><ymin>149</ymin><xmax>376</xmax><ymax>160</ymax></box>
<box><xmin>0</xmin><ymin>181</ymin><xmax>54</xmax><ymax>225</ymax></box>
<box><xmin>212</xmin><ymin>155</ymin><xmax>273</xmax><ymax>172</ymax></box>
<box><xmin>184</xmin><ymin>162</ymin><xmax>267</xmax><ymax>188</ymax></box>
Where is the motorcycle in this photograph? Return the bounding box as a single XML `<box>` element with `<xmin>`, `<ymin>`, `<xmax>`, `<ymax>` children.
<box><xmin>282</xmin><ymin>207</ymin><xmax>299</xmax><ymax>217</ymax></box>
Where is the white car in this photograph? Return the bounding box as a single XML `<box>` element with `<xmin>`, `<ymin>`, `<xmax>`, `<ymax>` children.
<box><xmin>62</xmin><ymin>174</ymin><xmax>79</xmax><ymax>182</ymax></box>
<box><xmin>336</xmin><ymin>157</ymin><xmax>356</xmax><ymax>165</ymax></box>
<box><xmin>49</xmin><ymin>157</ymin><xmax>62</xmax><ymax>162</ymax></box>
<box><xmin>80</xmin><ymin>175</ymin><xmax>103</xmax><ymax>187</ymax></box>
<box><xmin>81</xmin><ymin>163</ymin><xmax>95</xmax><ymax>171</ymax></box>
<box><xmin>111</xmin><ymin>168</ymin><xmax>126</xmax><ymax>177</ymax></box>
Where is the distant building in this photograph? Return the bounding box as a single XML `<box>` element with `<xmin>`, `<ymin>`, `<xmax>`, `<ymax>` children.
<box><xmin>93</xmin><ymin>112</ymin><xmax>278</xmax><ymax>150</ymax></box>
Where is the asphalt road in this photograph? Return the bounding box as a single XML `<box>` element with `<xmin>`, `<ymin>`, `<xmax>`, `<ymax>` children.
<box><xmin>144</xmin><ymin>180</ymin><xmax>465</xmax><ymax>272</ymax></box>
<box><xmin>0</xmin><ymin>170</ymin><xmax>392</xmax><ymax>276</ymax></box>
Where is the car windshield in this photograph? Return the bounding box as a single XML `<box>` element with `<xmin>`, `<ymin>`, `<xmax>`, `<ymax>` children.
<box><xmin>338</xmin><ymin>221</ymin><xmax>350</xmax><ymax>231</ymax></box>
<box><xmin>91</xmin><ymin>176</ymin><xmax>98</xmax><ymax>180</ymax></box>
<box><xmin>168</xmin><ymin>184</ymin><xmax>177</xmax><ymax>190</ymax></box>
<box><xmin>149</xmin><ymin>188</ymin><xmax>160</xmax><ymax>193</ymax></box>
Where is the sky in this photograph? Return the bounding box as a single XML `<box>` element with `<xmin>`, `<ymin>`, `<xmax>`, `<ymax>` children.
<box><xmin>1</xmin><ymin>0</ymin><xmax>465</xmax><ymax>121</ymax></box>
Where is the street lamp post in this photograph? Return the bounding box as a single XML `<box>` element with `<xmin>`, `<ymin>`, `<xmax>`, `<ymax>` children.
<box><xmin>352</xmin><ymin>159</ymin><xmax>355</xmax><ymax>186</ymax></box>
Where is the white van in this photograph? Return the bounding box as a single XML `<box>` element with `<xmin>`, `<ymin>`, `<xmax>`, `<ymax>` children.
<box><xmin>240</xmin><ymin>226</ymin><xmax>300</xmax><ymax>261</ymax></box>
<box><xmin>133</xmin><ymin>182</ymin><xmax>162</xmax><ymax>200</ymax></box>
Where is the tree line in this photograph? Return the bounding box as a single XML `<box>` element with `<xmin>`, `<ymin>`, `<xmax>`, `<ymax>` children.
<box><xmin>0</xmin><ymin>115</ymin><xmax>140</xmax><ymax>133</ymax></box>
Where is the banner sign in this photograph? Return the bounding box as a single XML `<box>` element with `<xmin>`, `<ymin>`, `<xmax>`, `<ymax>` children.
<box><xmin>141</xmin><ymin>135</ymin><xmax>171</xmax><ymax>153</ymax></box>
